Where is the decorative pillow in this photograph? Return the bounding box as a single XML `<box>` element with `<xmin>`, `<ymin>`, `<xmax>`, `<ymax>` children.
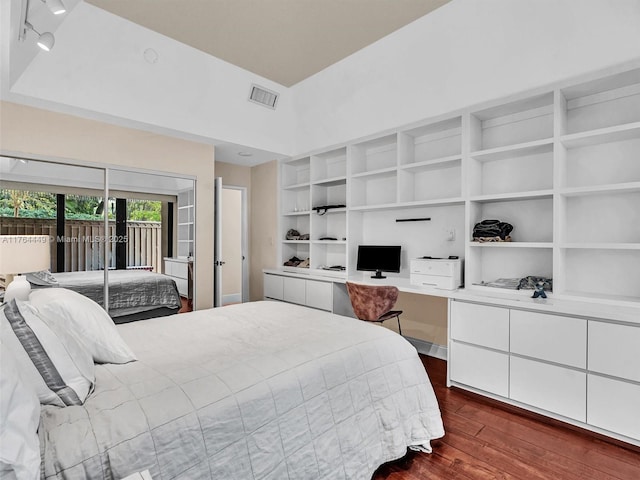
<box><xmin>1</xmin><ymin>300</ymin><xmax>94</xmax><ymax>407</ymax></box>
<box><xmin>29</xmin><ymin>288</ymin><xmax>137</xmax><ymax>364</ymax></box>
<box><xmin>0</xmin><ymin>342</ymin><xmax>41</xmax><ymax>480</ymax></box>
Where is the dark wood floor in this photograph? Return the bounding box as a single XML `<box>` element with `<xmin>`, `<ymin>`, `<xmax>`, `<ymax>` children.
<box><xmin>373</xmin><ymin>355</ymin><xmax>640</xmax><ymax>480</ymax></box>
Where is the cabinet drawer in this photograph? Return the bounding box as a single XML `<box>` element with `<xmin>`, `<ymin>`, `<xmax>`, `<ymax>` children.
<box><xmin>511</xmin><ymin>310</ymin><xmax>586</xmax><ymax>369</ymax></box>
<box><xmin>263</xmin><ymin>274</ymin><xmax>284</xmax><ymax>300</ymax></box>
<box><xmin>510</xmin><ymin>356</ymin><xmax>586</xmax><ymax>422</ymax></box>
<box><xmin>283</xmin><ymin>277</ymin><xmax>306</xmax><ymax>305</ymax></box>
<box><xmin>450</xmin><ymin>341</ymin><xmax>509</xmax><ymax>397</ymax></box>
<box><xmin>305</xmin><ymin>280</ymin><xmax>332</xmax><ymax>311</ymax></box>
<box><xmin>588</xmin><ymin>374</ymin><xmax>640</xmax><ymax>441</ymax></box>
<box><xmin>166</xmin><ymin>261</ymin><xmax>188</xmax><ymax>279</ymax></box>
<box><xmin>588</xmin><ymin>321</ymin><xmax>640</xmax><ymax>382</ymax></box>
<box><xmin>450</xmin><ymin>301</ymin><xmax>509</xmax><ymax>351</ymax></box>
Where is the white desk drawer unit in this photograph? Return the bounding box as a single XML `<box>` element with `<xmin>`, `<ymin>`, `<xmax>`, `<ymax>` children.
<box><xmin>263</xmin><ymin>273</ymin><xmax>333</xmax><ymax>311</ymax></box>
<box><xmin>449</xmin><ymin>299</ymin><xmax>640</xmax><ymax>446</ymax></box>
<box><xmin>410</xmin><ymin>258</ymin><xmax>462</xmax><ymax>290</ymax></box>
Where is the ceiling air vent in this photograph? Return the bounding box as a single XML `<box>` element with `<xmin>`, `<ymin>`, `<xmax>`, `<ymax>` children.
<box><xmin>248</xmin><ymin>84</ymin><xmax>279</xmax><ymax>109</ymax></box>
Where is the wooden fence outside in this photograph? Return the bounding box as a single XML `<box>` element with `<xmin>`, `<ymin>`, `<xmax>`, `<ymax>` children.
<box><xmin>0</xmin><ymin>217</ymin><xmax>162</xmax><ymax>273</ymax></box>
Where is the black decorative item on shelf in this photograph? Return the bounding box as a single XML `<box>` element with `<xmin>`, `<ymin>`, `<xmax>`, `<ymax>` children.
<box><xmin>396</xmin><ymin>217</ymin><xmax>431</xmax><ymax>222</ymax></box>
<box><xmin>313</xmin><ymin>204</ymin><xmax>346</xmax><ymax>215</ymax></box>
<box><xmin>472</xmin><ymin>219</ymin><xmax>513</xmax><ymax>242</ymax></box>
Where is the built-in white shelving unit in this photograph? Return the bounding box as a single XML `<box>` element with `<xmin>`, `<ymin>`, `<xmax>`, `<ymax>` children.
<box><xmin>277</xmin><ymin>62</ymin><xmax>640</xmax><ymax>306</ymax></box>
<box><xmin>176</xmin><ymin>188</ymin><xmax>194</xmax><ymax>258</ymax></box>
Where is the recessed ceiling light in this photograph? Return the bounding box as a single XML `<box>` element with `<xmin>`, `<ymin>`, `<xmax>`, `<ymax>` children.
<box><xmin>238</xmin><ymin>152</ymin><xmax>253</xmax><ymax>157</ymax></box>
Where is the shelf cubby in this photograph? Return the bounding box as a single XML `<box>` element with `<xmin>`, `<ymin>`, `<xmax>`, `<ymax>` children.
<box><xmin>351</xmin><ymin>134</ymin><xmax>397</xmax><ymax>175</ymax></box>
<box><xmin>561</xmin><ymin>67</ymin><xmax>640</xmax><ymax>135</ymax></box>
<box><xmin>311</xmin><ymin>181</ymin><xmax>346</xmax><ymax>207</ymax></box>
<box><xmin>399</xmin><ymin>117</ymin><xmax>462</xmax><ymax>165</ymax></box>
<box><xmin>466</xmin><ymin>247</ymin><xmax>553</xmax><ymax>290</ymax></box>
<box><xmin>398</xmin><ymin>157</ymin><xmax>461</xmax><ymax>203</ymax></box>
<box><xmin>282</xmin><ymin>214</ymin><xmax>310</xmax><ymax>242</ymax></box>
<box><xmin>281</xmin><ymin>185</ymin><xmax>310</xmax><ymax>215</ymax></box>
<box><xmin>562</xmin><ymin>135</ymin><xmax>640</xmax><ymax>189</ymax></box>
<box><xmin>311</xmin><ymin>209</ymin><xmax>346</xmax><ymax>242</ymax></box>
<box><xmin>561</xmin><ymin>248</ymin><xmax>640</xmax><ymax>303</ymax></box>
<box><xmin>470</xmin><ymin>92</ymin><xmax>554</xmax><ymax>151</ymax></box>
<box><xmin>561</xmin><ymin>190</ymin><xmax>640</xmax><ymax>244</ymax></box>
<box><xmin>281</xmin><ymin>242</ymin><xmax>310</xmax><ymax>270</ymax></box>
<box><xmin>311</xmin><ymin>148</ymin><xmax>347</xmax><ymax>183</ymax></box>
<box><xmin>469</xmin><ymin>140</ymin><xmax>553</xmax><ymax>197</ymax></box>
<box><xmin>281</xmin><ymin>157</ymin><xmax>310</xmax><ymax>188</ymax></box>
<box><xmin>350</xmin><ymin>170</ymin><xmax>397</xmax><ymax>208</ymax></box>
<box><xmin>469</xmin><ymin>196</ymin><xmax>553</xmax><ymax>243</ymax></box>
<box><xmin>311</xmin><ymin>242</ymin><xmax>347</xmax><ymax>272</ymax></box>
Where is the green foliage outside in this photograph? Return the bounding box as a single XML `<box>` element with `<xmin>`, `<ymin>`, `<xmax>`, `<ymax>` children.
<box><xmin>0</xmin><ymin>189</ymin><xmax>161</xmax><ymax>222</ymax></box>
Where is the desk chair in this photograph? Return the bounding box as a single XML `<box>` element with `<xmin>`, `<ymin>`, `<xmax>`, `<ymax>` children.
<box><xmin>345</xmin><ymin>282</ymin><xmax>403</xmax><ymax>335</ymax></box>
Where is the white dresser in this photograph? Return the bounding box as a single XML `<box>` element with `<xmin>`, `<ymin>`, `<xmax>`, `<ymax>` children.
<box><xmin>448</xmin><ymin>297</ymin><xmax>640</xmax><ymax>446</ymax></box>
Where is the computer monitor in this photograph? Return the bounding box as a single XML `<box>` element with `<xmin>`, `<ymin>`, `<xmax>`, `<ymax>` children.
<box><xmin>356</xmin><ymin>245</ymin><xmax>401</xmax><ymax>279</ymax></box>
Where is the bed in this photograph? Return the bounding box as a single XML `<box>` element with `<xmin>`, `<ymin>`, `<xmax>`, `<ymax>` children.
<box><xmin>2</xmin><ymin>298</ymin><xmax>444</xmax><ymax>479</ymax></box>
<box><xmin>27</xmin><ymin>269</ymin><xmax>182</xmax><ymax>322</ymax></box>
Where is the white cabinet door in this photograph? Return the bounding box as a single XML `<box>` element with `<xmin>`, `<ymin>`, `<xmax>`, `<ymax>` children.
<box><xmin>305</xmin><ymin>280</ymin><xmax>332</xmax><ymax>311</ymax></box>
<box><xmin>283</xmin><ymin>277</ymin><xmax>306</xmax><ymax>305</ymax></box>
<box><xmin>510</xmin><ymin>356</ymin><xmax>586</xmax><ymax>422</ymax></box>
<box><xmin>588</xmin><ymin>374</ymin><xmax>640</xmax><ymax>441</ymax></box>
<box><xmin>510</xmin><ymin>310</ymin><xmax>586</xmax><ymax>369</ymax></box>
<box><xmin>450</xmin><ymin>341</ymin><xmax>509</xmax><ymax>397</ymax></box>
<box><xmin>589</xmin><ymin>321</ymin><xmax>640</xmax><ymax>383</ymax></box>
<box><xmin>263</xmin><ymin>274</ymin><xmax>284</xmax><ymax>300</ymax></box>
<box><xmin>450</xmin><ymin>301</ymin><xmax>509</xmax><ymax>351</ymax></box>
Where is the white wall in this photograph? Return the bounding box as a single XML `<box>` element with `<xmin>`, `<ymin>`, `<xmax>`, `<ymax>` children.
<box><xmin>291</xmin><ymin>0</ymin><xmax>640</xmax><ymax>154</ymax></box>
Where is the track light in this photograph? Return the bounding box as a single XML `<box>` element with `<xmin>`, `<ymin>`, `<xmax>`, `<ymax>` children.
<box><xmin>25</xmin><ymin>21</ymin><xmax>55</xmax><ymax>51</ymax></box>
<box><xmin>42</xmin><ymin>0</ymin><xmax>66</xmax><ymax>15</ymax></box>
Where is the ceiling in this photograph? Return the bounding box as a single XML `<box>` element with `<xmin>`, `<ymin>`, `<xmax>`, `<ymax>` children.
<box><xmin>86</xmin><ymin>0</ymin><xmax>452</xmax><ymax>87</ymax></box>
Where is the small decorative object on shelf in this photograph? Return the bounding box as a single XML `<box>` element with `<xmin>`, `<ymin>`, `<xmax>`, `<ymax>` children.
<box><xmin>532</xmin><ymin>281</ymin><xmax>547</xmax><ymax>299</ymax></box>
<box><xmin>472</xmin><ymin>219</ymin><xmax>513</xmax><ymax>242</ymax></box>
<box><xmin>283</xmin><ymin>256</ymin><xmax>310</xmax><ymax>268</ymax></box>
<box><xmin>286</xmin><ymin>229</ymin><xmax>309</xmax><ymax>240</ymax></box>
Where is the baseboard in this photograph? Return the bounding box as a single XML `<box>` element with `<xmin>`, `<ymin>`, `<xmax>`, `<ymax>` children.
<box><xmin>405</xmin><ymin>336</ymin><xmax>447</xmax><ymax>361</ymax></box>
<box><xmin>222</xmin><ymin>293</ymin><xmax>242</xmax><ymax>305</ymax></box>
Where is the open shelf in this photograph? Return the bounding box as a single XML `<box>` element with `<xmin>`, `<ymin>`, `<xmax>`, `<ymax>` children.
<box><xmin>562</xmin><ymin>67</ymin><xmax>640</xmax><ymax>135</ymax></box>
<box><xmin>399</xmin><ymin>116</ymin><xmax>462</xmax><ymax>165</ymax></box>
<box><xmin>398</xmin><ymin>157</ymin><xmax>461</xmax><ymax>203</ymax></box>
<box><xmin>281</xmin><ymin>157</ymin><xmax>310</xmax><ymax>188</ymax></box>
<box><xmin>351</xmin><ymin>134</ymin><xmax>397</xmax><ymax>175</ymax></box>
<box><xmin>470</xmin><ymin>92</ymin><xmax>554</xmax><ymax>151</ymax></box>
<box><xmin>311</xmin><ymin>147</ymin><xmax>347</xmax><ymax>183</ymax></box>
<box><xmin>561</xmin><ymin>249</ymin><xmax>640</xmax><ymax>303</ymax></box>
<box><xmin>561</xmin><ymin>190</ymin><xmax>640</xmax><ymax>244</ymax></box>
<box><xmin>469</xmin><ymin>140</ymin><xmax>553</xmax><ymax>197</ymax></box>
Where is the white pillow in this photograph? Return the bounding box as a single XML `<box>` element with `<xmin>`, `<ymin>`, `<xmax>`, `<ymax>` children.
<box><xmin>0</xmin><ymin>342</ymin><xmax>41</xmax><ymax>480</ymax></box>
<box><xmin>29</xmin><ymin>288</ymin><xmax>137</xmax><ymax>364</ymax></box>
<box><xmin>1</xmin><ymin>300</ymin><xmax>94</xmax><ymax>407</ymax></box>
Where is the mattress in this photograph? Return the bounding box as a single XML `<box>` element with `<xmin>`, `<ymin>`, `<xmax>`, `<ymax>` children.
<box><xmin>38</xmin><ymin>301</ymin><xmax>444</xmax><ymax>479</ymax></box>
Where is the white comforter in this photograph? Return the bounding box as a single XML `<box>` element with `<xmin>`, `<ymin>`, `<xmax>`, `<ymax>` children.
<box><xmin>39</xmin><ymin>301</ymin><xmax>444</xmax><ymax>479</ymax></box>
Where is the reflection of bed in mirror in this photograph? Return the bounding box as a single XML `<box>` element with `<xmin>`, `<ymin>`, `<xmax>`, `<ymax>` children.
<box><xmin>27</xmin><ymin>270</ymin><xmax>182</xmax><ymax>323</ymax></box>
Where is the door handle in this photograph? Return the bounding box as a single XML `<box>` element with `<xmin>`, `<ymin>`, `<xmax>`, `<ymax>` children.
<box><xmin>215</xmin><ymin>261</ymin><xmax>226</xmax><ymax>266</ymax></box>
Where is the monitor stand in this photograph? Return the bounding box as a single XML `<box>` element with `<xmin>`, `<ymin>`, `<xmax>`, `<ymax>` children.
<box><xmin>371</xmin><ymin>270</ymin><xmax>386</xmax><ymax>279</ymax></box>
